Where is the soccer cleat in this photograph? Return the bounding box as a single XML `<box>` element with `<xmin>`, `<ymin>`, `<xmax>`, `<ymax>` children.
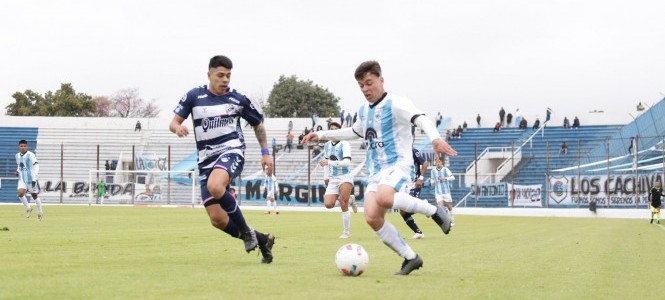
<box><xmin>431</xmin><ymin>206</ymin><xmax>452</xmax><ymax>235</ymax></box>
<box><xmin>276</xmin><ymin>211</ymin><xmax>280</xmax><ymax>215</ymax></box>
<box><xmin>259</xmin><ymin>233</ymin><xmax>275</xmax><ymax>264</ymax></box>
<box><xmin>394</xmin><ymin>254</ymin><xmax>423</xmax><ymax>275</ymax></box>
<box><xmin>349</xmin><ymin>195</ymin><xmax>358</xmax><ymax>213</ymax></box>
<box><xmin>412</xmin><ymin>232</ymin><xmax>425</xmax><ymax>239</ymax></box>
<box><xmin>651</xmin><ymin>218</ymin><xmax>654</xmax><ymax>224</ymax></box>
<box><xmin>264</xmin><ymin>211</ymin><xmax>271</xmax><ymax>215</ymax></box>
<box><xmin>37</xmin><ymin>213</ymin><xmax>43</xmax><ymax>221</ymax></box>
<box><xmin>339</xmin><ymin>232</ymin><xmax>351</xmax><ymax>239</ymax></box>
<box><xmin>26</xmin><ymin>207</ymin><xmax>32</xmax><ymax>218</ymax></box>
<box><xmin>242</xmin><ymin>228</ymin><xmax>259</xmax><ymax>253</ymax></box>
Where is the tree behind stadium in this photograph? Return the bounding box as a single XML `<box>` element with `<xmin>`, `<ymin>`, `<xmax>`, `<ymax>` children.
<box><xmin>5</xmin><ymin>84</ymin><xmax>160</xmax><ymax>117</ymax></box>
<box><xmin>6</xmin><ymin>83</ymin><xmax>96</xmax><ymax>117</ymax></box>
<box><xmin>263</xmin><ymin>75</ymin><xmax>340</xmax><ymax>118</ymax></box>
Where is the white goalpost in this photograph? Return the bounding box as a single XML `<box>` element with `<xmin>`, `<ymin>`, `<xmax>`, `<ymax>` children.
<box><xmin>88</xmin><ymin>169</ymin><xmax>197</xmax><ymax>207</ymax></box>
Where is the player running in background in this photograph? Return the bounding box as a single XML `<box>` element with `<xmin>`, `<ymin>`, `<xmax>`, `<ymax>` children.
<box><xmin>431</xmin><ymin>158</ymin><xmax>456</xmax><ymax>225</ymax></box>
<box><xmin>15</xmin><ymin>139</ymin><xmax>43</xmax><ymax>220</ymax></box>
<box><xmin>400</xmin><ymin>148</ymin><xmax>429</xmax><ymax>239</ymax></box>
<box><xmin>302</xmin><ymin>60</ymin><xmax>456</xmax><ymax>275</ymax></box>
<box><xmin>262</xmin><ymin>165</ymin><xmax>279</xmax><ymax>214</ymax></box>
<box><xmin>320</xmin><ymin>121</ymin><xmax>358</xmax><ymax>239</ymax></box>
<box><xmin>649</xmin><ymin>181</ymin><xmax>663</xmax><ymax>224</ymax></box>
<box><xmin>170</xmin><ymin>55</ymin><xmax>275</xmax><ymax>264</ymax></box>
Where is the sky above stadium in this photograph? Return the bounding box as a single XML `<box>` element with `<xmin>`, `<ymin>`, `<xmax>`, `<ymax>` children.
<box><xmin>1</xmin><ymin>0</ymin><xmax>664</xmax><ymax>127</ymax></box>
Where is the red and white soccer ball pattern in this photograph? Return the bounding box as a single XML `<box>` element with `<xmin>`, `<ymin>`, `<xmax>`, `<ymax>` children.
<box><xmin>335</xmin><ymin>243</ymin><xmax>369</xmax><ymax>276</ymax></box>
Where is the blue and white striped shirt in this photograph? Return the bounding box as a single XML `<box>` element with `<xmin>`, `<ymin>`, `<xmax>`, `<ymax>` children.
<box><xmin>323</xmin><ymin>141</ymin><xmax>352</xmax><ymax>177</ymax></box>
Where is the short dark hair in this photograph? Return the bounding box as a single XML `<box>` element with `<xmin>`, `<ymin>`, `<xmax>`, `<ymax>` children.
<box><xmin>328</xmin><ymin>122</ymin><xmax>341</xmax><ymax>130</ymax></box>
<box><xmin>354</xmin><ymin>60</ymin><xmax>382</xmax><ymax>80</ymax></box>
<box><xmin>18</xmin><ymin>139</ymin><xmax>27</xmax><ymax>145</ymax></box>
<box><xmin>209</xmin><ymin>55</ymin><xmax>233</xmax><ymax>70</ymax></box>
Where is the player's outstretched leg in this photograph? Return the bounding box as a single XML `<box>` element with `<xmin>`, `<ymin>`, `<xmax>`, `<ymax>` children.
<box><xmin>392</xmin><ymin>192</ymin><xmax>451</xmax><ymax>234</ymax></box>
<box><xmin>400</xmin><ymin>211</ymin><xmax>424</xmax><ymax>239</ymax></box>
<box><xmin>215</xmin><ymin>193</ymin><xmax>258</xmax><ymax>252</ymax></box>
<box><xmin>256</xmin><ymin>230</ymin><xmax>275</xmax><ymax>264</ymax></box>
<box><xmin>431</xmin><ymin>206</ymin><xmax>453</xmax><ymax>234</ymax></box>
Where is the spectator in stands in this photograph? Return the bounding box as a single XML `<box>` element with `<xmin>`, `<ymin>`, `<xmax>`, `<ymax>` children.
<box><xmin>135</xmin><ymin>120</ymin><xmax>142</xmax><ymax>132</ymax></box>
<box><xmin>506</xmin><ymin>112</ymin><xmax>513</xmax><ymax>127</ymax></box>
<box><xmin>286</xmin><ymin>132</ymin><xmax>294</xmax><ymax>153</ymax></box>
<box><xmin>637</xmin><ymin>102</ymin><xmax>645</xmax><ymax>111</ymax></box>
<box><xmin>476</xmin><ymin>114</ymin><xmax>481</xmax><ymax>127</ymax></box>
<box><xmin>518</xmin><ymin>118</ymin><xmax>527</xmax><ymax>129</ymax></box>
<box><xmin>298</xmin><ymin>133</ymin><xmax>305</xmax><ymax>145</ymax></box>
<box><xmin>312</xmin><ymin>144</ymin><xmax>322</xmax><ymax>156</ymax></box>
<box><xmin>628</xmin><ymin>136</ymin><xmax>636</xmax><ymax>155</ymax></box>
<box><xmin>533</xmin><ymin>118</ymin><xmax>540</xmax><ymax>130</ymax></box>
<box><xmin>514</xmin><ymin>109</ymin><xmax>521</xmax><ymax>128</ymax></box>
<box><xmin>499</xmin><ymin>107</ymin><xmax>505</xmax><ymax>126</ymax></box>
<box><xmin>456</xmin><ymin>125</ymin><xmax>463</xmax><ymax>138</ymax></box>
<box><xmin>563</xmin><ymin>117</ymin><xmax>570</xmax><ymax>129</ymax></box>
<box><xmin>436</xmin><ymin>112</ymin><xmax>442</xmax><ymax>127</ymax></box>
<box><xmin>345</xmin><ymin>113</ymin><xmax>352</xmax><ymax>127</ymax></box>
<box><xmin>462</xmin><ymin>121</ymin><xmax>468</xmax><ymax>131</ymax></box>
<box><xmin>493</xmin><ymin>122</ymin><xmax>501</xmax><ymax>133</ymax></box>
<box><xmin>105</xmin><ymin>160</ymin><xmax>111</xmax><ymax>171</ymax></box>
<box><xmin>271</xmin><ymin>137</ymin><xmax>277</xmax><ymax>151</ymax></box>
<box><xmin>560</xmin><ymin>141</ymin><xmax>568</xmax><ymax>155</ymax></box>
<box><xmin>288</xmin><ymin>120</ymin><xmax>293</xmax><ymax>133</ymax></box>
<box><xmin>445</xmin><ymin>129</ymin><xmax>451</xmax><ymax>141</ymax></box>
<box><xmin>340</xmin><ymin>110</ymin><xmax>345</xmax><ymax>125</ymax></box>
<box><xmin>572</xmin><ymin>116</ymin><xmax>580</xmax><ymax>129</ymax></box>
<box><xmin>168</xmin><ymin>55</ymin><xmax>274</xmax><ymax>264</ymax></box>
<box><xmin>311</xmin><ymin>113</ymin><xmax>318</xmax><ymax>128</ymax></box>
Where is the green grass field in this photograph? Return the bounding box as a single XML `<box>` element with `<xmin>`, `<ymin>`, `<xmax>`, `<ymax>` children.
<box><xmin>1</xmin><ymin>205</ymin><xmax>663</xmax><ymax>299</ymax></box>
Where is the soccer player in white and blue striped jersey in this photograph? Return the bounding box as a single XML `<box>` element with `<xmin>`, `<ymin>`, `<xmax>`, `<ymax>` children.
<box><xmin>431</xmin><ymin>159</ymin><xmax>455</xmax><ymax>225</ymax></box>
<box><xmin>320</xmin><ymin>121</ymin><xmax>357</xmax><ymax>238</ymax></box>
<box><xmin>302</xmin><ymin>60</ymin><xmax>457</xmax><ymax>275</ymax></box>
<box><xmin>15</xmin><ymin>139</ymin><xmax>43</xmax><ymax>220</ymax></box>
<box><xmin>262</xmin><ymin>165</ymin><xmax>279</xmax><ymax>214</ymax></box>
<box><xmin>170</xmin><ymin>55</ymin><xmax>275</xmax><ymax>264</ymax></box>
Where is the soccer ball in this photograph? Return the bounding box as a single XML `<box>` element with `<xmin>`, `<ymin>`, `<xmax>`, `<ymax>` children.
<box><xmin>335</xmin><ymin>243</ymin><xmax>369</xmax><ymax>276</ymax></box>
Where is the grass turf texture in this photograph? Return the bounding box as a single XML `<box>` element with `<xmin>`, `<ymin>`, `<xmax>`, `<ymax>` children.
<box><xmin>1</xmin><ymin>206</ymin><xmax>663</xmax><ymax>299</ymax></box>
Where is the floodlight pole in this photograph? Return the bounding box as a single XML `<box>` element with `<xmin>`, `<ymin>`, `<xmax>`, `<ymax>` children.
<box><xmin>635</xmin><ymin>134</ymin><xmax>639</xmax><ymax>208</ymax></box>
<box><xmin>474</xmin><ymin>143</ymin><xmax>478</xmax><ymax>207</ymax></box>
<box><xmin>606</xmin><ymin>138</ymin><xmax>610</xmax><ymax>208</ymax></box>
<box><xmin>545</xmin><ymin>141</ymin><xmax>549</xmax><ymax>208</ymax></box>
<box><xmin>577</xmin><ymin>140</ymin><xmax>581</xmax><ymax>209</ymax></box>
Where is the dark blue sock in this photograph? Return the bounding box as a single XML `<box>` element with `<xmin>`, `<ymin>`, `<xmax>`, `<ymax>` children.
<box><xmin>401</xmin><ymin>212</ymin><xmax>422</xmax><ymax>234</ymax></box>
<box><xmin>220</xmin><ymin>217</ymin><xmax>241</xmax><ymax>238</ymax></box>
<box><xmin>219</xmin><ymin>191</ymin><xmax>250</xmax><ymax>234</ymax></box>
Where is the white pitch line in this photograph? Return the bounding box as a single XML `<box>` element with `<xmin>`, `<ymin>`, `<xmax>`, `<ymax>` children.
<box><xmin>657</xmin><ymin>223</ymin><xmax>665</xmax><ymax>232</ymax></box>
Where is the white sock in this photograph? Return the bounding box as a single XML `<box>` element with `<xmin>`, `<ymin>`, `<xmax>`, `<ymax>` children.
<box><xmin>375</xmin><ymin>221</ymin><xmax>416</xmax><ymax>259</ymax></box>
<box><xmin>273</xmin><ymin>201</ymin><xmax>278</xmax><ymax>212</ymax></box>
<box><xmin>392</xmin><ymin>192</ymin><xmax>437</xmax><ymax>216</ymax></box>
<box><xmin>19</xmin><ymin>196</ymin><xmax>30</xmax><ymax>209</ymax></box>
<box><xmin>35</xmin><ymin>197</ymin><xmax>43</xmax><ymax>214</ymax></box>
<box><xmin>342</xmin><ymin>210</ymin><xmax>350</xmax><ymax>233</ymax></box>
<box><xmin>266</xmin><ymin>200</ymin><xmax>271</xmax><ymax>210</ymax></box>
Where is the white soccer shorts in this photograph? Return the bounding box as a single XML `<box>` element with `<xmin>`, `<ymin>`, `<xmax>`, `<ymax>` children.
<box><xmin>435</xmin><ymin>193</ymin><xmax>453</xmax><ymax>203</ymax></box>
<box><xmin>365</xmin><ymin>166</ymin><xmax>410</xmax><ymax>194</ymax></box>
<box><xmin>324</xmin><ymin>173</ymin><xmax>354</xmax><ymax>195</ymax></box>
<box><xmin>18</xmin><ymin>180</ymin><xmax>40</xmax><ymax>194</ymax></box>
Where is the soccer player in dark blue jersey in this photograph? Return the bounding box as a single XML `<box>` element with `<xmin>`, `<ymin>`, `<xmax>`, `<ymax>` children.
<box><xmin>400</xmin><ymin>148</ymin><xmax>429</xmax><ymax>239</ymax></box>
<box><xmin>170</xmin><ymin>55</ymin><xmax>275</xmax><ymax>264</ymax></box>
